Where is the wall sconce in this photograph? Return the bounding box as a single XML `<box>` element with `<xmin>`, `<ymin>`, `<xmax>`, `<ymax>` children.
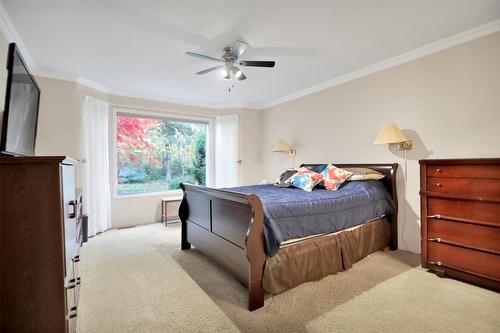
<box><xmin>273</xmin><ymin>139</ymin><xmax>296</xmax><ymax>156</ymax></box>
<box><xmin>373</xmin><ymin>123</ymin><xmax>413</xmax><ymax>150</ymax></box>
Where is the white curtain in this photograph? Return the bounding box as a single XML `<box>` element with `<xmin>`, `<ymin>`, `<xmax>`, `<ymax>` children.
<box><xmin>80</xmin><ymin>95</ymin><xmax>112</xmax><ymax>236</ymax></box>
<box><xmin>215</xmin><ymin>114</ymin><xmax>239</xmax><ymax>188</ymax></box>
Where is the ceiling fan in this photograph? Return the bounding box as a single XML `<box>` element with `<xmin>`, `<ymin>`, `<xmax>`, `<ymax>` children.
<box><xmin>185</xmin><ymin>41</ymin><xmax>275</xmax><ymax>81</ymax></box>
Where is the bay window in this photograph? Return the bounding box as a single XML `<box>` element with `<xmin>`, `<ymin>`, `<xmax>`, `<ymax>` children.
<box><xmin>115</xmin><ymin>112</ymin><xmax>208</xmax><ymax>196</ymax></box>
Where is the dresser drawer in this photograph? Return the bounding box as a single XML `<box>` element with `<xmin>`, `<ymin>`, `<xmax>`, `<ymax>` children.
<box><xmin>427</xmin><ymin>177</ymin><xmax>500</xmax><ymax>196</ymax></box>
<box><xmin>427</xmin><ymin>197</ymin><xmax>500</xmax><ymax>227</ymax></box>
<box><xmin>427</xmin><ymin>164</ymin><xmax>500</xmax><ymax>179</ymax></box>
<box><xmin>428</xmin><ymin>218</ymin><xmax>500</xmax><ymax>254</ymax></box>
<box><xmin>428</xmin><ymin>242</ymin><xmax>500</xmax><ymax>281</ymax></box>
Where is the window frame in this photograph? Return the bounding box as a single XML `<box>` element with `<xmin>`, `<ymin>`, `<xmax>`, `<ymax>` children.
<box><xmin>111</xmin><ymin>106</ymin><xmax>214</xmax><ymax>199</ymax></box>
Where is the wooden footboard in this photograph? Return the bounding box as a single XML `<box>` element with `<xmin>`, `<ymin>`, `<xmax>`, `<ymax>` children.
<box><xmin>179</xmin><ymin>183</ymin><xmax>266</xmax><ymax>311</ymax></box>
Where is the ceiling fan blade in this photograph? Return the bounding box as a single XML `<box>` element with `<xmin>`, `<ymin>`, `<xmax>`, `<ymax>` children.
<box><xmin>239</xmin><ymin>60</ymin><xmax>275</xmax><ymax>68</ymax></box>
<box><xmin>230</xmin><ymin>41</ymin><xmax>248</xmax><ymax>60</ymax></box>
<box><xmin>185</xmin><ymin>51</ymin><xmax>223</xmax><ymax>63</ymax></box>
<box><xmin>195</xmin><ymin>66</ymin><xmax>223</xmax><ymax>75</ymax></box>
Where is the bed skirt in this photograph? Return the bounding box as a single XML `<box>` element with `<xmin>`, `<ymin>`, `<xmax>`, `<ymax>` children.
<box><xmin>262</xmin><ymin>217</ymin><xmax>390</xmax><ymax>294</ymax></box>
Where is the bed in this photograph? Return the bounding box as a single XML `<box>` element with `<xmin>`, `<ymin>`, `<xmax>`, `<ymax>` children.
<box><xmin>179</xmin><ymin>163</ymin><xmax>398</xmax><ymax>311</ymax></box>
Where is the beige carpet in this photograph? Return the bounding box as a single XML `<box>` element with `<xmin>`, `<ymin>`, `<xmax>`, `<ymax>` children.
<box><xmin>78</xmin><ymin>223</ymin><xmax>500</xmax><ymax>333</ymax></box>
<box><xmin>77</xmin><ymin>224</ymin><xmax>239</xmax><ymax>332</ymax></box>
<box><xmin>306</xmin><ymin>267</ymin><xmax>500</xmax><ymax>333</ymax></box>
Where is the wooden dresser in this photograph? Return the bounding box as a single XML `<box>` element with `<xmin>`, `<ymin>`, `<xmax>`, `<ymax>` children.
<box><xmin>419</xmin><ymin>158</ymin><xmax>500</xmax><ymax>290</ymax></box>
<box><xmin>0</xmin><ymin>156</ymin><xmax>84</xmax><ymax>332</ymax></box>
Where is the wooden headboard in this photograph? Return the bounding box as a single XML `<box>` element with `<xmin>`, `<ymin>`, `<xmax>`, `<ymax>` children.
<box><xmin>301</xmin><ymin>163</ymin><xmax>399</xmax><ymax>249</ymax></box>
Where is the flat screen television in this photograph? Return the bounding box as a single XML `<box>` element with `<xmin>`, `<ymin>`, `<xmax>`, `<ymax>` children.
<box><xmin>0</xmin><ymin>43</ymin><xmax>40</xmax><ymax>156</ymax></box>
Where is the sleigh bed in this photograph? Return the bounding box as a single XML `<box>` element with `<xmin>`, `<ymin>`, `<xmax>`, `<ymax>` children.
<box><xmin>179</xmin><ymin>163</ymin><xmax>398</xmax><ymax>311</ymax></box>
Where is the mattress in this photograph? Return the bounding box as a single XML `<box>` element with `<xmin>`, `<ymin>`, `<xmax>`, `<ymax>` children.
<box><xmin>228</xmin><ymin>180</ymin><xmax>394</xmax><ymax>256</ymax></box>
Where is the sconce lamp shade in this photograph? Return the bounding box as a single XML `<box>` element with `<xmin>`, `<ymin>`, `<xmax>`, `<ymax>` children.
<box><xmin>273</xmin><ymin>139</ymin><xmax>291</xmax><ymax>152</ymax></box>
<box><xmin>373</xmin><ymin>124</ymin><xmax>408</xmax><ymax>144</ymax></box>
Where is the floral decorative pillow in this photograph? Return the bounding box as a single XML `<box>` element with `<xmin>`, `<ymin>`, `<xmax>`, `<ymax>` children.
<box><xmin>321</xmin><ymin>164</ymin><xmax>353</xmax><ymax>190</ymax></box>
<box><xmin>288</xmin><ymin>167</ymin><xmax>324</xmax><ymax>192</ymax></box>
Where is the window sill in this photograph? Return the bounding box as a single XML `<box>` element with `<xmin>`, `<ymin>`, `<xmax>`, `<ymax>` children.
<box><xmin>114</xmin><ymin>189</ymin><xmax>183</xmax><ymax>199</ymax></box>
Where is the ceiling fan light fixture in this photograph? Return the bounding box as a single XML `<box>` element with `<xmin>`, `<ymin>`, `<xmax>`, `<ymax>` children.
<box><xmin>220</xmin><ymin>68</ymin><xmax>228</xmax><ymax>77</ymax></box>
<box><xmin>237</xmin><ymin>72</ymin><xmax>247</xmax><ymax>81</ymax></box>
<box><xmin>232</xmin><ymin>66</ymin><xmax>242</xmax><ymax>78</ymax></box>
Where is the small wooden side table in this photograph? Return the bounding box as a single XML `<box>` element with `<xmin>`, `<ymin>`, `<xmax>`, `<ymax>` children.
<box><xmin>161</xmin><ymin>196</ymin><xmax>183</xmax><ymax>226</ymax></box>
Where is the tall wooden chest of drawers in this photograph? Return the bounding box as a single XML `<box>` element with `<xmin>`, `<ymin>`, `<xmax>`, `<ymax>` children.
<box><xmin>0</xmin><ymin>156</ymin><xmax>83</xmax><ymax>332</ymax></box>
<box><xmin>419</xmin><ymin>158</ymin><xmax>500</xmax><ymax>290</ymax></box>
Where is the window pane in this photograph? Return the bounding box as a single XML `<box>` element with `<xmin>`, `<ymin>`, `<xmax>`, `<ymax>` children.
<box><xmin>116</xmin><ymin>114</ymin><xmax>207</xmax><ymax>196</ymax></box>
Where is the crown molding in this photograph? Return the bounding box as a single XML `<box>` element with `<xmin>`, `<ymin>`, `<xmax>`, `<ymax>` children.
<box><xmin>0</xmin><ymin>1</ymin><xmax>35</xmax><ymax>69</ymax></box>
<box><xmin>261</xmin><ymin>19</ymin><xmax>500</xmax><ymax>109</ymax></box>
<box><xmin>33</xmin><ymin>68</ymin><xmax>78</xmax><ymax>82</ymax></box>
<box><xmin>33</xmin><ymin>68</ymin><xmax>261</xmax><ymax>110</ymax></box>
<box><xmin>34</xmin><ymin>68</ymin><xmax>111</xmax><ymax>95</ymax></box>
<box><xmin>34</xmin><ymin>68</ymin><xmax>111</xmax><ymax>94</ymax></box>
<box><xmin>77</xmin><ymin>77</ymin><xmax>111</xmax><ymax>94</ymax></box>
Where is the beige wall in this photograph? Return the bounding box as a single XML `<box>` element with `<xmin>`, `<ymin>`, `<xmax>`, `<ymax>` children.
<box><xmin>261</xmin><ymin>32</ymin><xmax>500</xmax><ymax>253</ymax></box>
<box><xmin>35</xmin><ymin>77</ymin><xmax>79</xmax><ymax>156</ymax></box>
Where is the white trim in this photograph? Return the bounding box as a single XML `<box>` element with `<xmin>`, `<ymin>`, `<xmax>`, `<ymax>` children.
<box><xmin>113</xmin><ymin>105</ymin><xmax>214</xmax><ymax>123</ymax></box>
<box><xmin>0</xmin><ymin>1</ymin><xmax>36</xmax><ymax>69</ymax></box>
<box><xmin>114</xmin><ymin>189</ymin><xmax>183</xmax><ymax>199</ymax></box>
<box><xmin>109</xmin><ymin>106</ymin><xmax>118</xmax><ymax>199</ymax></box>
<box><xmin>77</xmin><ymin>77</ymin><xmax>111</xmax><ymax>94</ymax></box>
<box><xmin>33</xmin><ymin>68</ymin><xmax>77</xmax><ymax>82</ymax></box>
<box><xmin>110</xmin><ymin>106</ymin><xmax>214</xmax><ymax>198</ymax></box>
<box><xmin>33</xmin><ymin>68</ymin><xmax>115</xmax><ymax>96</ymax></box>
<box><xmin>110</xmin><ymin>102</ymin><xmax>217</xmax><ymax>119</ymax></box>
<box><xmin>33</xmin><ymin>68</ymin><xmax>262</xmax><ymax>110</ymax></box>
<box><xmin>262</xmin><ymin>19</ymin><xmax>500</xmax><ymax>108</ymax></box>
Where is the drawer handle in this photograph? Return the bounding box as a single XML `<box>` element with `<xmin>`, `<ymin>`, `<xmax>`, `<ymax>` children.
<box><xmin>66</xmin><ymin>281</ymin><xmax>81</xmax><ymax>289</ymax></box>
<box><xmin>436</xmin><ymin>168</ymin><xmax>442</xmax><ymax>173</ymax></box>
<box><xmin>66</xmin><ymin>277</ymin><xmax>81</xmax><ymax>289</ymax></box>
<box><xmin>428</xmin><ymin>237</ymin><xmax>442</xmax><ymax>243</ymax></box>
<box><xmin>436</xmin><ymin>183</ymin><xmax>442</xmax><ymax>187</ymax></box>
<box><xmin>67</xmin><ymin>312</ymin><xmax>77</xmax><ymax>319</ymax></box>
<box><xmin>66</xmin><ymin>307</ymin><xmax>78</xmax><ymax>320</ymax></box>
<box><xmin>69</xmin><ymin>200</ymin><xmax>77</xmax><ymax>219</ymax></box>
<box><xmin>428</xmin><ymin>261</ymin><xmax>443</xmax><ymax>266</ymax></box>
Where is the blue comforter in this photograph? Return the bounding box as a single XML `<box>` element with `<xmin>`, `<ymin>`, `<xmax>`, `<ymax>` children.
<box><xmin>229</xmin><ymin>181</ymin><xmax>394</xmax><ymax>257</ymax></box>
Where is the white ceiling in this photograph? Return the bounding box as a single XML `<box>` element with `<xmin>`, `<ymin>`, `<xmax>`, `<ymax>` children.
<box><xmin>3</xmin><ymin>0</ymin><xmax>500</xmax><ymax>108</ymax></box>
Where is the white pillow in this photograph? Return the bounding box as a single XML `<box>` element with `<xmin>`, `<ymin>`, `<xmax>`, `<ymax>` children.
<box><xmin>345</xmin><ymin>168</ymin><xmax>385</xmax><ymax>181</ymax></box>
